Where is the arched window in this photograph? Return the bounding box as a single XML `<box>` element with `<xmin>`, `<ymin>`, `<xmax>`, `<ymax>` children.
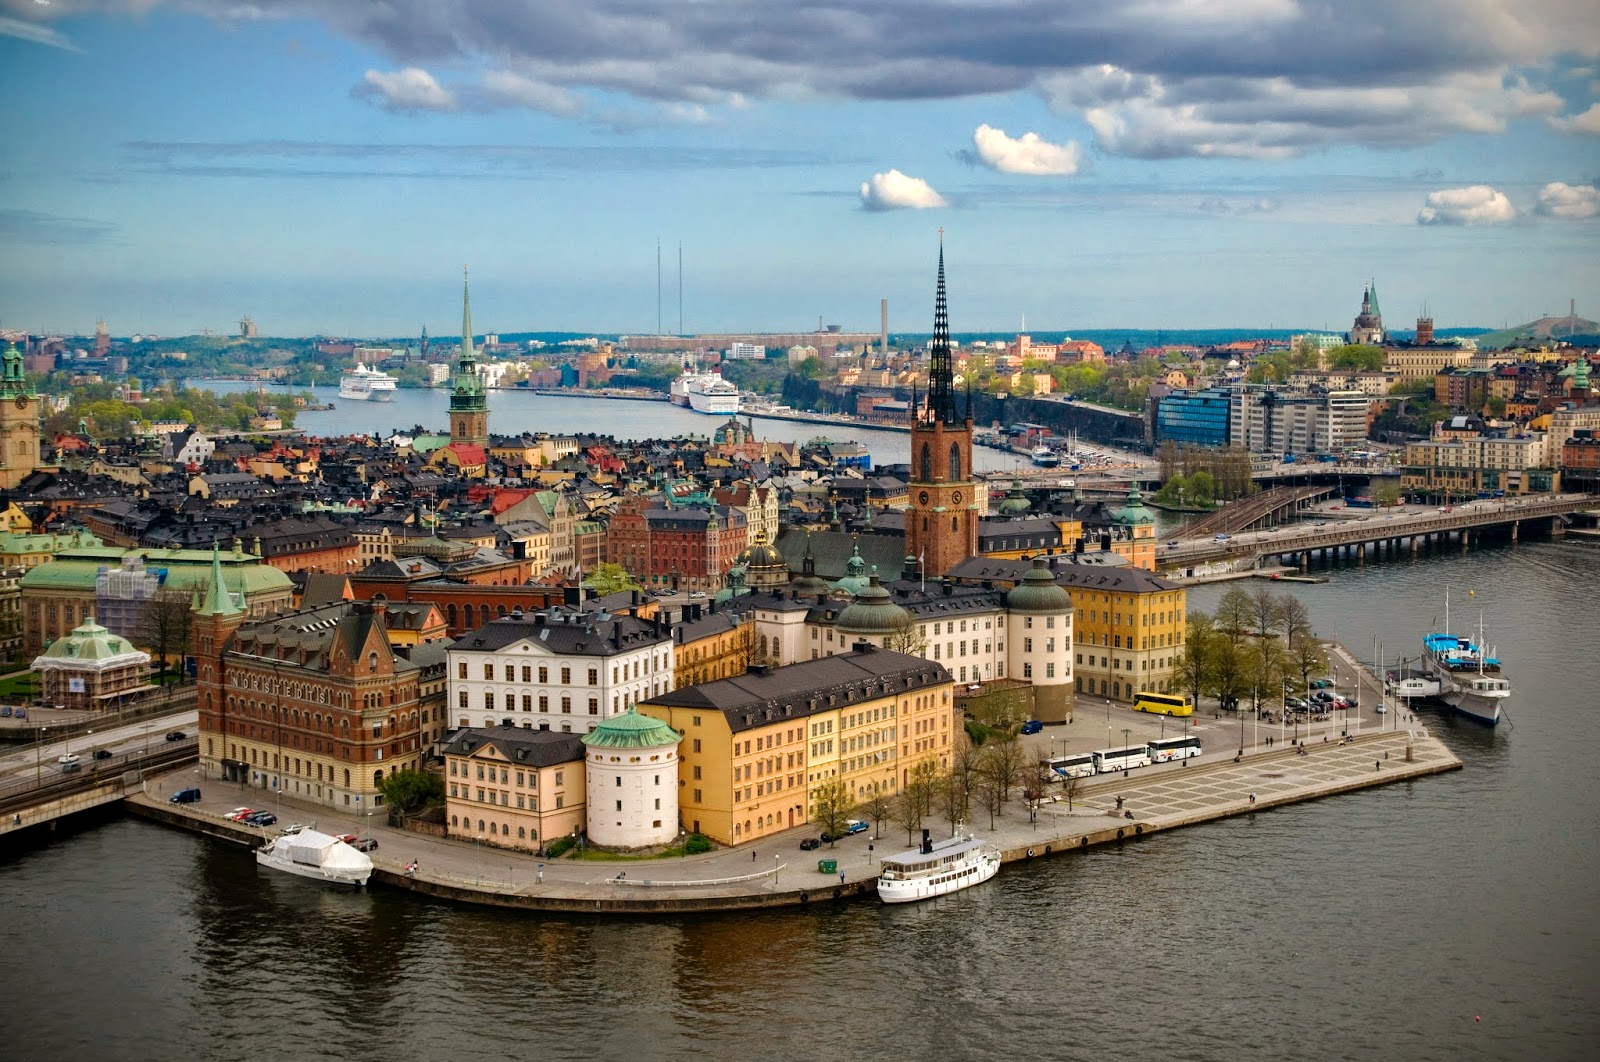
<box><xmin>949</xmin><ymin>443</ymin><xmax>961</xmax><ymax>482</ymax></box>
<box><xmin>920</xmin><ymin>443</ymin><xmax>933</xmax><ymax>484</ymax></box>
<box><xmin>373</xmin><ymin>769</ymin><xmax>382</xmax><ymax>787</ymax></box>
<box><xmin>368</xmin><ymin>651</ymin><xmax>378</xmax><ymax>672</ymax></box>
<box><xmin>480</xmin><ymin>605</ymin><xmax>491</xmax><ymax>627</ymax></box>
<box><xmin>451</xmin><ymin>815</ymin><xmax>458</xmax><ymax>827</ymax></box>
<box><xmin>518</xmin><ymin>827</ymin><xmax>525</xmax><ymax>839</ymax></box>
<box><xmin>952</xmin><ymin>516</ymin><xmax>959</xmax><ymax>531</ymax></box>
<box><xmin>496</xmin><ymin>605</ymin><xmax>507</xmax><ymax>618</ymax></box>
<box><xmin>447</xmin><ymin>603</ymin><xmax>457</xmax><ymax>628</ymax></box>
<box><xmin>344</xmin><ymin>769</ymin><xmax>350</xmax><ymax>786</ymax></box>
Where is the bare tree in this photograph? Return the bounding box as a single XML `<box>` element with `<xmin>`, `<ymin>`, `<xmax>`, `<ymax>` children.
<box><xmin>1174</xmin><ymin>611</ymin><xmax>1216</xmax><ymax>710</ymax></box>
<box><xmin>885</xmin><ymin>621</ymin><xmax>928</xmax><ymax>657</ymax></box>
<box><xmin>974</xmin><ymin>773</ymin><xmax>1005</xmax><ymax>830</ymax></box>
<box><xmin>978</xmin><ymin>737</ymin><xmax>1025</xmax><ymax>804</ymax></box>
<box><xmin>937</xmin><ymin>746</ymin><xmax>978</xmax><ymax>834</ymax></box>
<box><xmin>1215</xmin><ymin>588</ymin><xmax>1253</xmax><ymax>646</ymax></box>
<box><xmin>1278</xmin><ymin>595</ymin><xmax>1312</xmax><ymax>649</ymax></box>
<box><xmin>1060</xmin><ymin>768</ymin><xmax>1084</xmax><ymax>812</ymax></box>
<box><xmin>857</xmin><ymin>788</ymin><xmax>893</xmax><ymax>840</ymax></box>
<box><xmin>1289</xmin><ymin>636</ymin><xmax>1330</xmax><ymax>695</ymax></box>
<box><xmin>138</xmin><ymin>588</ymin><xmax>194</xmax><ymax>702</ymax></box>
<box><xmin>1249</xmin><ymin>587</ymin><xmax>1280</xmax><ymax>639</ymax></box>
<box><xmin>811</xmin><ymin>778</ymin><xmax>854</xmax><ymax>848</ymax></box>
<box><xmin>1024</xmin><ymin>759</ymin><xmax>1054</xmax><ymax>824</ymax></box>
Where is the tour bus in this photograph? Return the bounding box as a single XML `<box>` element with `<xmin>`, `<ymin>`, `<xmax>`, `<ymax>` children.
<box><xmin>1131</xmin><ymin>690</ymin><xmax>1195</xmax><ymax>717</ymax></box>
<box><xmin>1147</xmin><ymin>735</ymin><xmax>1203</xmax><ymax>763</ymax></box>
<box><xmin>1092</xmin><ymin>745</ymin><xmax>1153</xmax><ymax>774</ymax></box>
<box><xmin>1046</xmin><ymin>753</ymin><xmax>1097</xmax><ymax>781</ymax></box>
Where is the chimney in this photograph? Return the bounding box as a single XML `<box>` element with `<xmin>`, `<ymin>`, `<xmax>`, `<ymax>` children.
<box><xmin>1100</xmin><ymin>532</ymin><xmax>1112</xmax><ymax>552</ymax></box>
<box><xmin>1074</xmin><ymin>537</ymin><xmax>1085</xmax><ymax>555</ymax></box>
<box><xmin>942</xmin><ymin>582</ymin><xmax>954</xmax><ymax>597</ymax></box>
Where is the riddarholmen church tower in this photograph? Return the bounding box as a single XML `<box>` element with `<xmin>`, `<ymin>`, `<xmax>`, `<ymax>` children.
<box><xmin>905</xmin><ymin>233</ymin><xmax>979</xmax><ymax>578</ymax></box>
<box><xmin>450</xmin><ymin>268</ymin><xmax>489</xmax><ymax>447</ymax></box>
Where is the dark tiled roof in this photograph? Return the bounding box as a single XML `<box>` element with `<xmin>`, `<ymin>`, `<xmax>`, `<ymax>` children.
<box><xmin>775</xmin><ymin>529</ymin><xmax>906</xmax><ymax>580</ymax></box>
<box><xmin>645</xmin><ymin>647</ymin><xmax>948</xmax><ymax>733</ymax></box>
<box><xmin>443</xmin><ymin>725</ymin><xmax>585</xmax><ymax>767</ymax></box>
<box><xmin>946</xmin><ymin>556</ymin><xmax>1173</xmax><ymax>593</ymax></box>
<box><xmin>451</xmin><ymin>611</ymin><xmax>671</xmax><ymax>656</ymax></box>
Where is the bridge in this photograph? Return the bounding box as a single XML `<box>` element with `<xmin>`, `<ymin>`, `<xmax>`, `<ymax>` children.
<box><xmin>1179</xmin><ymin>484</ymin><xmax>1341</xmax><ymax>537</ymax></box>
<box><xmin>0</xmin><ymin>743</ymin><xmax>197</xmax><ymax>836</ymax></box>
<box><xmin>1159</xmin><ymin>494</ymin><xmax>1597</xmax><ymax>576</ymax></box>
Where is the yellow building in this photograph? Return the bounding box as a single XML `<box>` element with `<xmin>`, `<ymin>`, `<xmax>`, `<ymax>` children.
<box><xmin>1057</xmin><ymin>566</ymin><xmax>1186</xmax><ymax>703</ymax></box>
<box><xmin>639</xmin><ymin>646</ymin><xmax>954</xmax><ymax>847</ymax></box>
<box><xmin>442</xmin><ymin>725</ymin><xmax>587</xmax><ymax>853</ymax></box>
<box><xmin>672</xmin><ymin>606</ymin><xmax>753</xmax><ymax>688</ymax></box>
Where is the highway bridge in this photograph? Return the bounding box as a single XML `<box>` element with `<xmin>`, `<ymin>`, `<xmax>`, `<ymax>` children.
<box><xmin>1159</xmin><ymin>494</ymin><xmax>1596</xmax><ymax>576</ymax></box>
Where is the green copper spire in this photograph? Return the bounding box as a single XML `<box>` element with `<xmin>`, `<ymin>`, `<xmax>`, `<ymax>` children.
<box><xmin>450</xmin><ymin>266</ymin><xmax>487</xmax><ymax>412</ymax></box>
<box><xmin>1368</xmin><ymin>279</ymin><xmax>1381</xmax><ymax>318</ymax></box>
<box><xmin>461</xmin><ymin>265</ymin><xmax>474</xmax><ymax>362</ymax></box>
<box><xmin>195</xmin><ymin>543</ymin><xmax>242</xmax><ymax>617</ymax></box>
<box><xmin>1</xmin><ymin>341</ymin><xmax>27</xmax><ymax>397</ymax></box>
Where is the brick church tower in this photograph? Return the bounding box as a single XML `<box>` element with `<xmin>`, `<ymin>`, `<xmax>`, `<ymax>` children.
<box><xmin>450</xmin><ymin>267</ymin><xmax>489</xmax><ymax>447</ymax></box>
<box><xmin>905</xmin><ymin>234</ymin><xmax>978</xmax><ymax>578</ymax></box>
<box><xmin>193</xmin><ymin>545</ymin><xmax>247</xmax><ymax>781</ymax></box>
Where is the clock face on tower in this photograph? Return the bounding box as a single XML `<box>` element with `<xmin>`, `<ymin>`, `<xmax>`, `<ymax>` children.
<box><xmin>918</xmin><ymin>491</ymin><xmax>930</xmax><ymax>505</ymax></box>
<box><xmin>952</xmin><ymin>491</ymin><xmax>963</xmax><ymax>505</ymax></box>
<box><xmin>14</xmin><ymin>396</ymin><xmax>26</xmax><ymax>409</ymax></box>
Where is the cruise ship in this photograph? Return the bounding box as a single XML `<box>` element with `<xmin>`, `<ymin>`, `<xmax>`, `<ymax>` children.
<box><xmin>1421</xmin><ymin>595</ymin><xmax>1509</xmax><ymax>726</ymax></box>
<box><xmin>877</xmin><ymin>831</ymin><xmax>1000</xmax><ymax>904</ymax></box>
<box><xmin>671</xmin><ymin>369</ymin><xmax>741</xmax><ymax>415</ymax></box>
<box><xmin>339</xmin><ymin>363</ymin><xmax>398</xmax><ymax>402</ymax></box>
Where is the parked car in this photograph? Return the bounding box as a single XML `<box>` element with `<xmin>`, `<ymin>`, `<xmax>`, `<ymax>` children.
<box><xmin>281</xmin><ymin>823</ymin><xmax>306</xmax><ymax>834</ymax></box>
<box><xmin>245</xmin><ymin>811</ymin><xmax>277</xmax><ymax>826</ymax></box>
<box><xmin>336</xmin><ymin>834</ymin><xmax>359</xmax><ymax>845</ymax></box>
<box><xmin>225</xmin><ymin>807</ymin><xmax>255</xmax><ymax>822</ymax></box>
<box><xmin>0</xmin><ymin>706</ymin><xmax>11</xmax><ymax>718</ymax></box>
<box><xmin>355</xmin><ymin>838</ymin><xmax>379</xmax><ymax>852</ymax></box>
<box><xmin>165</xmin><ymin>730</ymin><xmax>187</xmax><ymax>742</ymax></box>
<box><xmin>93</xmin><ymin>749</ymin><xmax>113</xmax><ymax>760</ymax></box>
<box><xmin>1309</xmin><ymin>679</ymin><xmax>1334</xmax><ymax>689</ymax></box>
<box><xmin>689</xmin><ymin>591</ymin><xmax>707</xmax><ymax>599</ymax></box>
<box><xmin>1284</xmin><ymin>696</ymin><xmax>1309</xmax><ymax>710</ymax></box>
<box><xmin>1019</xmin><ymin>720</ymin><xmax>1044</xmax><ymax>735</ymax></box>
<box><xmin>61</xmin><ymin>761</ymin><xmax>82</xmax><ymax>774</ymax></box>
<box><xmin>845</xmin><ymin>819</ymin><xmax>869</xmax><ymax>836</ymax></box>
<box><xmin>799</xmin><ymin>837</ymin><xmax>821</xmax><ymax>851</ymax></box>
<box><xmin>57</xmin><ymin>753</ymin><xmax>80</xmax><ymax>765</ymax></box>
<box><xmin>13</xmin><ymin>708</ymin><xmax>24</xmax><ymax>719</ymax></box>
<box><xmin>169</xmin><ymin>787</ymin><xmax>202</xmax><ymax>805</ymax></box>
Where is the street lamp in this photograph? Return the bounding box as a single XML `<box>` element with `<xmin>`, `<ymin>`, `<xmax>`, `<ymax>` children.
<box><xmin>36</xmin><ymin>725</ymin><xmax>47</xmax><ymax>786</ymax></box>
<box><xmin>774</xmin><ymin>852</ymin><xmax>781</xmax><ymax>891</ymax></box>
<box><xmin>1121</xmin><ymin>727</ymin><xmax>1131</xmax><ymax>775</ymax></box>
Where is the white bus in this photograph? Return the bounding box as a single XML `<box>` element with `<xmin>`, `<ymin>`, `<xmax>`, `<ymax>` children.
<box><xmin>1046</xmin><ymin>753</ymin><xmax>1096</xmax><ymax>780</ymax></box>
<box><xmin>1147</xmin><ymin>735</ymin><xmax>1203</xmax><ymax>763</ymax></box>
<box><xmin>1092</xmin><ymin>745</ymin><xmax>1152</xmax><ymax>774</ymax></box>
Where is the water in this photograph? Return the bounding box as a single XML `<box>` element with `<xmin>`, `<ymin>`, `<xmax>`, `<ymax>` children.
<box><xmin>4</xmin><ymin>502</ymin><xmax>1595</xmax><ymax>1060</ymax></box>
<box><xmin>188</xmin><ymin>381</ymin><xmax>1038</xmax><ymax>474</ymax></box>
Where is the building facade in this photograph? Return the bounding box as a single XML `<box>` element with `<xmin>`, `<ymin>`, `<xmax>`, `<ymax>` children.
<box><xmin>442</xmin><ymin>726</ymin><xmax>586</xmax><ymax>853</ymax></box>
<box><xmin>0</xmin><ymin>341</ymin><xmax>41</xmax><ymax>490</ymax></box>
<box><xmin>32</xmin><ymin>617</ymin><xmax>153</xmax><ymax>712</ymax></box>
<box><xmin>582</xmin><ymin>709</ymin><xmax>683</xmax><ymax>849</ymax></box>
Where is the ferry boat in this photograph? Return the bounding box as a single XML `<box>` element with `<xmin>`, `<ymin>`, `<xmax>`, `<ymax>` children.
<box><xmin>671</xmin><ymin>369</ymin><xmax>741</xmax><ymax>415</ymax></box>
<box><xmin>877</xmin><ymin>831</ymin><xmax>1000</xmax><ymax>904</ymax></box>
<box><xmin>255</xmin><ymin>828</ymin><xmax>373</xmax><ymax>888</ymax></box>
<box><xmin>1030</xmin><ymin>446</ymin><xmax>1060</xmax><ymax>468</ymax></box>
<box><xmin>1385</xmin><ymin>667</ymin><xmax>1442</xmax><ymax>700</ymax></box>
<box><xmin>339</xmin><ymin>363</ymin><xmax>398</xmax><ymax>402</ymax></box>
<box><xmin>1421</xmin><ymin>596</ymin><xmax>1508</xmax><ymax>726</ymax></box>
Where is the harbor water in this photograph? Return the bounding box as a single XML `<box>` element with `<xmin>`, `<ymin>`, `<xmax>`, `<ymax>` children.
<box><xmin>2</xmin><ymin>537</ymin><xmax>1595</xmax><ymax>1061</ymax></box>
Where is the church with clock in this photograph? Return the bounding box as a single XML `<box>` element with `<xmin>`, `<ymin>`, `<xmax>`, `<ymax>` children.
<box><xmin>0</xmin><ymin>341</ymin><xmax>41</xmax><ymax>490</ymax></box>
<box><xmin>904</xmin><ymin>235</ymin><xmax>979</xmax><ymax>578</ymax></box>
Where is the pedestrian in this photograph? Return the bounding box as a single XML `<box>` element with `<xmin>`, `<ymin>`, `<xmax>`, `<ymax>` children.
<box><xmin>752</xmin><ymin>849</ymin><xmax>757</xmax><ymax>862</ymax></box>
<box><xmin>537</xmin><ymin>865</ymin><xmax>544</xmax><ymax>884</ymax></box>
<box><xmin>1375</xmin><ymin>760</ymin><xmax>1381</xmax><ymax>771</ymax></box>
<box><xmin>839</xmin><ymin>869</ymin><xmax>846</xmax><ymax>884</ymax></box>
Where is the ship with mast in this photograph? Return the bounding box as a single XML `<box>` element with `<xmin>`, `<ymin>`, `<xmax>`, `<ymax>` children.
<box><xmin>1421</xmin><ymin>589</ymin><xmax>1510</xmax><ymax>726</ymax></box>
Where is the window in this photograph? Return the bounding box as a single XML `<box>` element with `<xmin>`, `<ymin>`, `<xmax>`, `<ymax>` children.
<box><xmin>483</xmin><ymin>663</ymin><xmax>493</xmax><ymax>680</ymax></box>
<box><xmin>561</xmin><ymin>667</ymin><xmax>571</xmax><ymax>684</ymax></box>
<box><xmin>539</xmin><ymin>666</ymin><xmax>548</xmax><ymax>683</ymax></box>
<box><xmin>522</xmin><ymin>666</ymin><xmax>531</xmax><ymax>682</ymax></box>
<box><xmin>458</xmin><ymin>691</ymin><xmax>468</xmax><ymax>708</ymax></box>
<box><xmin>484</xmin><ymin>692</ymin><xmax>495</xmax><ymax>712</ymax></box>
<box><xmin>561</xmin><ymin>696</ymin><xmax>571</xmax><ymax>714</ymax></box>
<box><xmin>1023</xmin><ymin>662</ymin><xmax>1033</xmax><ymax>679</ymax></box>
<box><xmin>588</xmin><ymin>668</ymin><xmax>598</xmax><ymax>686</ymax></box>
<box><xmin>457</xmin><ymin>662</ymin><xmax>467</xmax><ymax>679</ymax></box>
<box><xmin>588</xmin><ymin>698</ymin><xmax>598</xmax><ymax>715</ymax></box>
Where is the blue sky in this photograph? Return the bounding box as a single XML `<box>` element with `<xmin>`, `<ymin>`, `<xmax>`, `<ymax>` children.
<box><xmin>1</xmin><ymin>1</ymin><xmax>1597</xmax><ymax>338</ymax></box>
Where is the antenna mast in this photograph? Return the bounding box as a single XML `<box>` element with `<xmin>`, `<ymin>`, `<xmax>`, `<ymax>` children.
<box><xmin>656</xmin><ymin>239</ymin><xmax>662</xmax><ymax>336</ymax></box>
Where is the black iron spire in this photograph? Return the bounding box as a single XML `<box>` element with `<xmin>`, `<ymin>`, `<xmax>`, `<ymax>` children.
<box><xmin>927</xmin><ymin>229</ymin><xmax>958</xmax><ymax>425</ymax></box>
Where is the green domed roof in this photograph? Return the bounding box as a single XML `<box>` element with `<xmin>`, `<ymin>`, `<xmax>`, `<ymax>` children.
<box><xmin>581</xmin><ymin>708</ymin><xmax>682</xmax><ymax>749</ymax></box>
<box><xmin>834</xmin><ymin>572</ymin><xmax>912</xmax><ymax>636</ymax></box>
<box><xmin>833</xmin><ymin>542</ymin><xmax>870</xmax><ymax>596</ymax></box>
<box><xmin>37</xmin><ymin>618</ymin><xmax>147</xmax><ymax>663</ymax></box>
<box><xmin>1114</xmin><ymin>486</ymin><xmax>1155</xmax><ymax>526</ymax></box>
<box><xmin>998</xmin><ymin>474</ymin><xmax>1031</xmax><ymax>516</ymax></box>
<box><xmin>1006</xmin><ymin>557</ymin><xmax>1073</xmax><ymax>613</ymax></box>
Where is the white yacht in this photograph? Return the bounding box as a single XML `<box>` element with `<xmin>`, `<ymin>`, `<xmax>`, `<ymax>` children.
<box><xmin>256</xmin><ymin>828</ymin><xmax>373</xmax><ymax>888</ymax></box>
<box><xmin>877</xmin><ymin>831</ymin><xmax>1000</xmax><ymax>904</ymax></box>
<box><xmin>339</xmin><ymin>363</ymin><xmax>398</xmax><ymax>402</ymax></box>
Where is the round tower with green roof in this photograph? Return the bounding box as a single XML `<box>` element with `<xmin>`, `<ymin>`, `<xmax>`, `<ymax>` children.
<box><xmin>582</xmin><ymin>708</ymin><xmax>682</xmax><ymax>849</ymax></box>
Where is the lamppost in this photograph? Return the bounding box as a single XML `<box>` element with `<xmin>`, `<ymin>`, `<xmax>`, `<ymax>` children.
<box><xmin>774</xmin><ymin>852</ymin><xmax>781</xmax><ymax>891</ymax></box>
<box><xmin>679</xmin><ymin>828</ymin><xmax>687</xmax><ymax>860</ymax></box>
<box><xmin>36</xmin><ymin>725</ymin><xmax>47</xmax><ymax>786</ymax></box>
<box><xmin>1122</xmin><ymin>727</ymin><xmax>1131</xmax><ymax>775</ymax></box>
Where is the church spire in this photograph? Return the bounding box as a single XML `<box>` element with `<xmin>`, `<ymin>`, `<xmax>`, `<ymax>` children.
<box><xmin>460</xmin><ymin>266</ymin><xmax>475</xmax><ymax>363</ymax></box>
<box><xmin>195</xmin><ymin>543</ymin><xmax>242</xmax><ymax>618</ymax></box>
<box><xmin>928</xmin><ymin>228</ymin><xmax>958</xmax><ymax>425</ymax></box>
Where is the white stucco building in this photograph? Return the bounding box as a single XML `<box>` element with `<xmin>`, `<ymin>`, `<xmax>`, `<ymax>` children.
<box><xmin>581</xmin><ymin>708</ymin><xmax>682</xmax><ymax>849</ymax></box>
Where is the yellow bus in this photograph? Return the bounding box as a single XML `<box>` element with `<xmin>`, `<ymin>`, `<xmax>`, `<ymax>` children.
<box><xmin>1132</xmin><ymin>690</ymin><xmax>1194</xmax><ymax>717</ymax></box>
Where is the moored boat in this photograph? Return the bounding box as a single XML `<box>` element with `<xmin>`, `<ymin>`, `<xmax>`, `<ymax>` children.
<box><xmin>878</xmin><ymin>830</ymin><xmax>1000</xmax><ymax>904</ymax></box>
<box><xmin>256</xmin><ymin>828</ymin><xmax>373</xmax><ymax>888</ymax></box>
<box><xmin>339</xmin><ymin>363</ymin><xmax>398</xmax><ymax>402</ymax></box>
<box><xmin>1421</xmin><ymin>594</ymin><xmax>1509</xmax><ymax>726</ymax></box>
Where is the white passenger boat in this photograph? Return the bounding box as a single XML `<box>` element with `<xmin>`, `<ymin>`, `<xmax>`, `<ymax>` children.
<box><xmin>877</xmin><ymin>831</ymin><xmax>1000</xmax><ymax>904</ymax></box>
<box><xmin>339</xmin><ymin>363</ymin><xmax>398</xmax><ymax>401</ymax></box>
<box><xmin>678</xmin><ymin>369</ymin><xmax>741</xmax><ymax>414</ymax></box>
<box><xmin>256</xmin><ymin>828</ymin><xmax>373</xmax><ymax>888</ymax></box>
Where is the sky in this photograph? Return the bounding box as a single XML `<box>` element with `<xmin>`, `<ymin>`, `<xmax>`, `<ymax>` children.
<box><xmin>1</xmin><ymin>1</ymin><xmax>1597</xmax><ymax>339</ymax></box>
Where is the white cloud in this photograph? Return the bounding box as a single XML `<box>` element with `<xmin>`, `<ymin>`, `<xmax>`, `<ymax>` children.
<box><xmin>480</xmin><ymin>71</ymin><xmax>583</xmax><ymax>116</ymax></box>
<box><xmin>1535</xmin><ymin>181</ymin><xmax>1599</xmax><ymax>219</ymax></box>
<box><xmin>0</xmin><ymin>15</ymin><xmax>81</xmax><ymax>51</ymax></box>
<box><xmin>353</xmin><ymin>68</ymin><xmax>457</xmax><ymax>114</ymax></box>
<box><xmin>1417</xmin><ymin>185</ymin><xmax>1517</xmax><ymax>225</ymax></box>
<box><xmin>971</xmin><ymin>124</ymin><xmax>1084</xmax><ymax>176</ymax></box>
<box><xmin>1549</xmin><ymin>102</ymin><xmax>1600</xmax><ymax>135</ymax></box>
<box><xmin>859</xmin><ymin>169</ymin><xmax>947</xmax><ymax>212</ymax></box>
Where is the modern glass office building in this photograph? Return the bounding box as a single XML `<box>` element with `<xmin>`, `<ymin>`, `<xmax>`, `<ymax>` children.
<box><xmin>1155</xmin><ymin>387</ymin><xmax>1233</xmax><ymax>447</ymax></box>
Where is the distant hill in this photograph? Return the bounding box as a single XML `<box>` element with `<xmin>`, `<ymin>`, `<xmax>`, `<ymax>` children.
<box><xmin>1474</xmin><ymin>315</ymin><xmax>1598</xmax><ymax>351</ymax></box>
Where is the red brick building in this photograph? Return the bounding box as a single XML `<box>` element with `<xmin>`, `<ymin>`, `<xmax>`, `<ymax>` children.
<box><xmin>606</xmin><ymin>495</ymin><xmax>653</xmax><ymax>580</ymax></box>
<box><xmin>645</xmin><ymin>506</ymin><xmax>747</xmax><ymax>594</ymax></box>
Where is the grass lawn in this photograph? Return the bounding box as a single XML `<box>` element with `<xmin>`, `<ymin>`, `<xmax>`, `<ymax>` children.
<box><xmin>0</xmin><ymin>673</ymin><xmax>40</xmax><ymax>698</ymax></box>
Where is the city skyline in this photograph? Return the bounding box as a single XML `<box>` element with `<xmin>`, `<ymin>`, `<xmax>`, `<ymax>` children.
<box><xmin>1</xmin><ymin>1</ymin><xmax>1596</xmax><ymax>337</ymax></box>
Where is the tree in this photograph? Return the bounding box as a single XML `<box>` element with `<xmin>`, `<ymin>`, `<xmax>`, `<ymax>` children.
<box><xmin>1215</xmin><ymin>587</ymin><xmax>1253</xmax><ymax>646</ymax></box>
<box><xmin>937</xmin><ymin>746</ymin><xmax>978</xmax><ymax>834</ymax></box>
<box><xmin>1209</xmin><ymin>637</ymin><xmax>1246</xmax><ymax>712</ymax></box>
<box><xmin>1278</xmin><ymin>595</ymin><xmax>1312</xmax><ymax>649</ymax></box>
<box><xmin>1174</xmin><ymin>612</ymin><xmax>1216</xmax><ymax>709</ymax></box>
<box><xmin>857</xmin><ymin>788</ymin><xmax>893</xmax><ymax>840</ymax></box>
<box><xmin>977</xmin><ymin>736</ymin><xmax>1024</xmax><ymax>804</ymax></box>
<box><xmin>138</xmin><ymin>588</ymin><xmax>194</xmax><ymax>698</ymax></box>
<box><xmin>811</xmin><ymin>778</ymin><xmax>854</xmax><ymax>847</ymax></box>
<box><xmin>1289</xmin><ymin>636</ymin><xmax>1330</xmax><ymax>694</ymax></box>
<box><xmin>1250</xmin><ymin>587</ymin><xmax>1281</xmax><ymax>639</ymax></box>
<box><xmin>1373</xmin><ymin>482</ymin><xmax>1402</xmax><ymax>508</ymax></box>
<box><xmin>884</xmin><ymin>621</ymin><xmax>927</xmax><ymax>657</ymax></box>
<box><xmin>582</xmin><ymin>562</ymin><xmax>640</xmax><ymax>596</ymax></box>
<box><xmin>1024</xmin><ymin>759</ymin><xmax>1054</xmax><ymax>824</ymax></box>
<box><xmin>1060</xmin><ymin>767</ymin><xmax>1084</xmax><ymax>812</ymax></box>
<box><xmin>1244</xmin><ymin>638</ymin><xmax>1286</xmax><ymax>716</ymax></box>
<box><xmin>974</xmin><ymin>772</ymin><xmax>1005</xmax><ymax>830</ymax></box>
<box><xmin>378</xmin><ymin>767</ymin><xmax>444</xmax><ymax>822</ymax></box>
<box><xmin>1325</xmin><ymin>344</ymin><xmax>1386</xmax><ymax>371</ymax></box>
<box><xmin>795</xmin><ymin>355</ymin><xmax>826</xmax><ymax>380</ymax></box>
<box><xmin>890</xmin><ymin>779</ymin><xmax>927</xmax><ymax>846</ymax></box>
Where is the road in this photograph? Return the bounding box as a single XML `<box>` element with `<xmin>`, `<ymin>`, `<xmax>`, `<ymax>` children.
<box><xmin>0</xmin><ymin>709</ymin><xmax>197</xmax><ymax>786</ymax></box>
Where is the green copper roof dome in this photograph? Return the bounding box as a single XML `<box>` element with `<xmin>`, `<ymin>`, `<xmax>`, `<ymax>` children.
<box><xmin>833</xmin><ymin>541</ymin><xmax>870</xmax><ymax>596</ymax></box>
<box><xmin>998</xmin><ymin>474</ymin><xmax>1031</xmax><ymax>516</ymax></box>
<box><xmin>1114</xmin><ymin>485</ymin><xmax>1155</xmax><ymax>527</ymax></box>
<box><xmin>37</xmin><ymin>618</ymin><xmax>145</xmax><ymax>662</ymax></box>
<box><xmin>1005</xmin><ymin>556</ymin><xmax>1073</xmax><ymax>614</ymax></box>
<box><xmin>581</xmin><ymin>708</ymin><xmax>682</xmax><ymax>749</ymax></box>
<box><xmin>834</xmin><ymin>572</ymin><xmax>912</xmax><ymax>636</ymax></box>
